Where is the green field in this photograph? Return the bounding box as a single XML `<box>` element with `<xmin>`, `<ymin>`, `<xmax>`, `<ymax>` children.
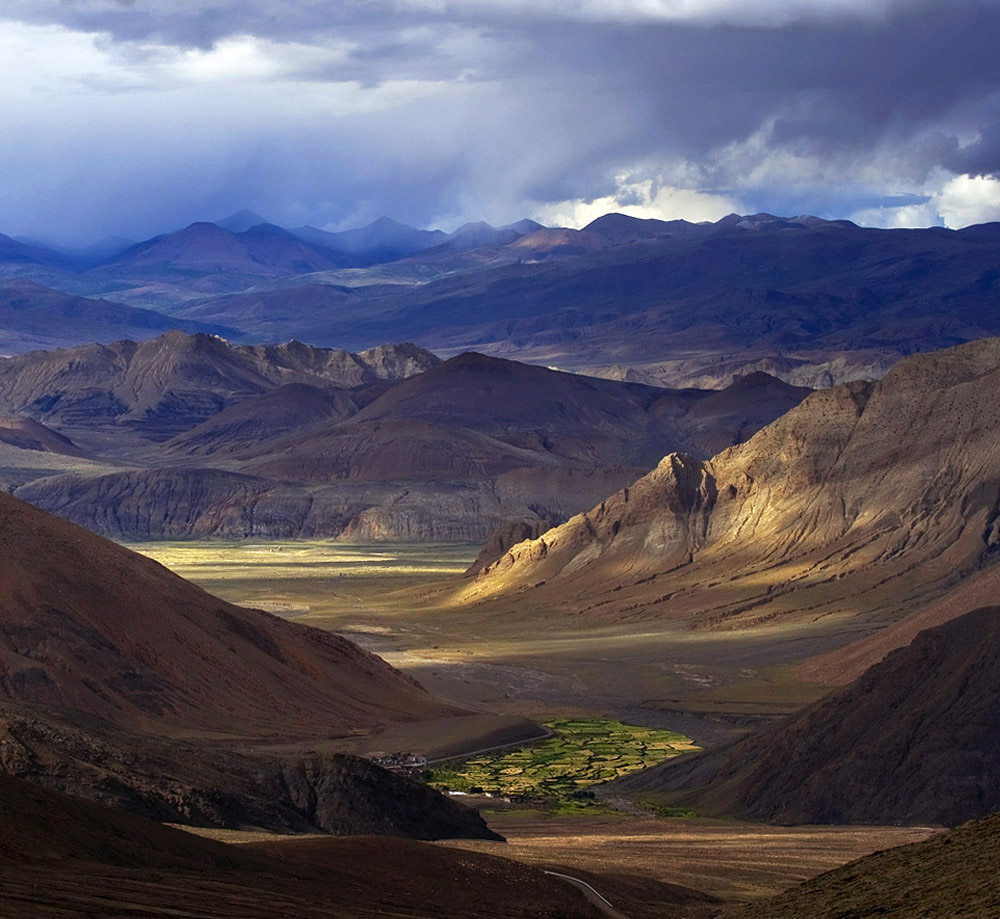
<box><xmin>427</xmin><ymin>718</ymin><xmax>699</xmax><ymax>812</ymax></box>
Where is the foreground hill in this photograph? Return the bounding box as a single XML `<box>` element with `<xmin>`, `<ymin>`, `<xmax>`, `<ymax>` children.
<box><xmin>729</xmin><ymin>814</ymin><xmax>1000</xmax><ymax>919</ymax></box>
<box><xmin>0</xmin><ymin>490</ymin><xmax>455</xmax><ymax>739</ymax></box>
<box><xmin>0</xmin><ymin>773</ymin><xmax>608</xmax><ymax>918</ymax></box>
<box><xmin>615</xmin><ymin>605</ymin><xmax>1000</xmax><ymax>826</ymax></box>
<box><xmin>465</xmin><ymin>338</ymin><xmax>1000</xmax><ymax>630</ymax></box>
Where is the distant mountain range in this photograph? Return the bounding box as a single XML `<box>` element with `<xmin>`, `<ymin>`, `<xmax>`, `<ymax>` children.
<box><xmin>0</xmin><ymin>332</ymin><xmax>808</xmax><ymax>541</ymax></box>
<box><xmin>5</xmin><ymin>210</ymin><xmax>1000</xmax><ymax>390</ymax></box>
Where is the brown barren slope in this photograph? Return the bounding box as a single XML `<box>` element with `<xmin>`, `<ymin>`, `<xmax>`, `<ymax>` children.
<box><xmin>0</xmin><ymin>490</ymin><xmax>457</xmax><ymax>740</ymax></box>
<box><xmin>728</xmin><ymin>814</ymin><xmax>1000</xmax><ymax>919</ymax></box>
<box><xmin>800</xmin><ymin>563</ymin><xmax>1000</xmax><ymax>685</ymax></box>
<box><xmin>615</xmin><ymin>606</ymin><xmax>1000</xmax><ymax>826</ymax></box>
<box><xmin>464</xmin><ymin>338</ymin><xmax>1000</xmax><ymax>631</ymax></box>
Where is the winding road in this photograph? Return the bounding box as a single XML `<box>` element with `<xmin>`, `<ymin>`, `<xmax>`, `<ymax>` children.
<box><xmin>543</xmin><ymin>870</ymin><xmax>629</xmax><ymax>919</ymax></box>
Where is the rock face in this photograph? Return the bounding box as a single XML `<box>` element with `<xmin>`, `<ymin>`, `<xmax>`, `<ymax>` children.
<box><xmin>614</xmin><ymin>605</ymin><xmax>1000</xmax><ymax>826</ymax></box>
<box><xmin>466</xmin><ymin>338</ymin><xmax>1000</xmax><ymax>629</ymax></box>
<box><xmin>0</xmin><ymin>490</ymin><xmax>456</xmax><ymax>738</ymax></box>
<box><xmin>466</xmin><ymin>517</ymin><xmax>558</xmax><ymax>575</ymax></box>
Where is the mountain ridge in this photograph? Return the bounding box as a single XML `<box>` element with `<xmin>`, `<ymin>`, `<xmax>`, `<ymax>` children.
<box><xmin>462</xmin><ymin>337</ymin><xmax>1000</xmax><ymax>631</ymax></box>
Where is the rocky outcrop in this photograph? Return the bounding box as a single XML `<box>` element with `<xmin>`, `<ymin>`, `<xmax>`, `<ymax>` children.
<box><xmin>466</xmin><ymin>517</ymin><xmax>558</xmax><ymax>575</ymax></box>
<box><xmin>0</xmin><ymin>704</ymin><xmax>499</xmax><ymax>839</ymax></box>
<box><xmin>0</xmin><ymin>331</ymin><xmax>439</xmax><ymax>445</ymax></box>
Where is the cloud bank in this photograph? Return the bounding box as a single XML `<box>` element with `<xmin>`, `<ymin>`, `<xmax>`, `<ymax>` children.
<box><xmin>2</xmin><ymin>0</ymin><xmax>1000</xmax><ymax>241</ymax></box>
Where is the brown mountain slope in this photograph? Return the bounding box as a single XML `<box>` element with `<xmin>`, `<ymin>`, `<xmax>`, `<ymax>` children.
<box><xmin>16</xmin><ymin>354</ymin><xmax>809</xmax><ymax>541</ymax></box>
<box><xmin>729</xmin><ymin>814</ymin><xmax>1000</xmax><ymax>919</ymax></box>
<box><xmin>0</xmin><ymin>414</ymin><xmax>88</xmax><ymax>457</ymax></box>
<box><xmin>161</xmin><ymin>382</ymin><xmax>364</xmax><ymax>456</ymax></box>
<box><xmin>615</xmin><ymin>606</ymin><xmax>1000</xmax><ymax>826</ymax></box>
<box><xmin>0</xmin><ymin>331</ymin><xmax>439</xmax><ymax>448</ymax></box>
<box><xmin>0</xmin><ymin>773</ymin><xmax>604</xmax><ymax>918</ymax></box>
<box><xmin>464</xmin><ymin>338</ymin><xmax>1000</xmax><ymax>631</ymax></box>
<box><xmin>800</xmin><ymin>563</ymin><xmax>1000</xmax><ymax>686</ymax></box>
<box><xmin>0</xmin><ymin>490</ymin><xmax>457</xmax><ymax>739</ymax></box>
<box><xmin>246</xmin><ymin>354</ymin><xmax>808</xmax><ymax>481</ymax></box>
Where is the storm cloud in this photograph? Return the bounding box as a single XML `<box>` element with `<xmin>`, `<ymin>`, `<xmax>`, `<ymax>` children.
<box><xmin>3</xmin><ymin>0</ymin><xmax>1000</xmax><ymax>241</ymax></box>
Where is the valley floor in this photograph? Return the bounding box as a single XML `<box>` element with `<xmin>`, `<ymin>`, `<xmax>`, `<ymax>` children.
<box><xmin>129</xmin><ymin>540</ymin><xmax>867</xmax><ymax>748</ymax></box>
<box><xmin>127</xmin><ymin>538</ymin><xmax>945</xmax><ymax>913</ymax></box>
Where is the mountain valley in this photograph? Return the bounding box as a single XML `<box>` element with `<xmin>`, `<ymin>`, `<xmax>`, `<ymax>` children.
<box><xmin>2</xmin><ymin>210</ymin><xmax>1000</xmax><ymax>918</ymax></box>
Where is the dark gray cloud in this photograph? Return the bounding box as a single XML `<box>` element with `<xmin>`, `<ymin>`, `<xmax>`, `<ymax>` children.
<box><xmin>2</xmin><ymin>0</ymin><xmax>1000</xmax><ymax>241</ymax></box>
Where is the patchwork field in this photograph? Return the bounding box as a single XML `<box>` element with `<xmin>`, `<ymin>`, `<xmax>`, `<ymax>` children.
<box><xmin>428</xmin><ymin>719</ymin><xmax>698</xmax><ymax>812</ymax></box>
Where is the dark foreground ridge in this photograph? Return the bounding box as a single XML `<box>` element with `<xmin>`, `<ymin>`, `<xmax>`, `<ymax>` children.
<box><xmin>729</xmin><ymin>813</ymin><xmax>1000</xmax><ymax>919</ymax></box>
<box><xmin>0</xmin><ymin>773</ymin><xmax>606</xmax><ymax>918</ymax></box>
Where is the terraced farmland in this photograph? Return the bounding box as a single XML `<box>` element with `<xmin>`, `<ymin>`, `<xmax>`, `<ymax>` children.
<box><xmin>427</xmin><ymin>719</ymin><xmax>698</xmax><ymax>812</ymax></box>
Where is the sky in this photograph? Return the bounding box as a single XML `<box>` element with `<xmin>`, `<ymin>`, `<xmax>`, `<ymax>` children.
<box><xmin>3</xmin><ymin>0</ymin><xmax>1000</xmax><ymax>243</ymax></box>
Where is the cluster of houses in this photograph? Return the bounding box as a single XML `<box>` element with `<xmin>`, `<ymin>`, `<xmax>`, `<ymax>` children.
<box><xmin>369</xmin><ymin>752</ymin><xmax>429</xmax><ymax>778</ymax></box>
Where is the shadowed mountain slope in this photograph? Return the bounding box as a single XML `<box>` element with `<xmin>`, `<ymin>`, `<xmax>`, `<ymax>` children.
<box><xmin>729</xmin><ymin>814</ymin><xmax>1000</xmax><ymax>919</ymax></box>
<box><xmin>0</xmin><ymin>490</ymin><xmax>456</xmax><ymax>739</ymax></box>
<box><xmin>173</xmin><ymin>282</ymin><xmax>370</xmax><ymax>341</ymax></box>
<box><xmin>614</xmin><ymin>605</ymin><xmax>1000</xmax><ymax>826</ymax></box>
<box><xmin>0</xmin><ymin>702</ymin><xmax>499</xmax><ymax>838</ymax></box>
<box><xmin>0</xmin><ymin>414</ymin><xmax>87</xmax><ymax>457</ymax></box>
<box><xmin>280</xmin><ymin>215</ymin><xmax>1000</xmax><ymax>388</ymax></box>
<box><xmin>291</xmin><ymin>216</ymin><xmax>448</xmax><ymax>265</ymax></box>
<box><xmin>161</xmin><ymin>382</ymin><xmax>364</xmax><ymax>456</ymax></box>
<box><xmin>0</xmin><ymin>278</ymin><xmax>233</xmax><ymax>354</ymax></box>
<box><xmin>464</xmin><ymin>338</ymin><xmax>1000</xmax><ymax>630</ymax></box>
<box><xmin>103</xmin><ymin>221</ymin><xmax>347</xmax><ymax>277</ymax></box>
<box><xmin>0</xmin><ymin>773</ymin><xmax>609</xmax><ymax>918</ymax></box>
<box><xmin>800</xmin><ymin>563</ymin><xmax>1000</xmax><ymax>686</ymax></box>
<box><xmin>249</xmin><ymin>353</ymin><xmax>807</xmax><ymax>473</ymax></box>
